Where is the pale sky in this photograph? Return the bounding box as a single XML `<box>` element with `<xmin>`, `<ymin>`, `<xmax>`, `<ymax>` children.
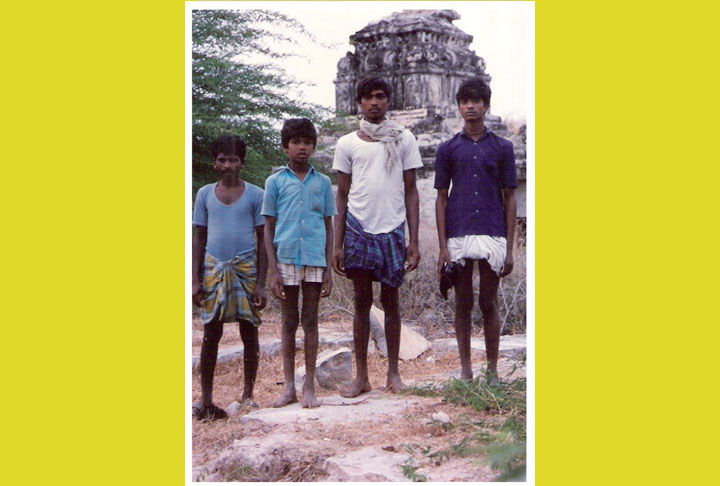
<box><xmin>200</xmin><ymin>1</ymin><xmax>532</xmax><ymax>122</ymax></box>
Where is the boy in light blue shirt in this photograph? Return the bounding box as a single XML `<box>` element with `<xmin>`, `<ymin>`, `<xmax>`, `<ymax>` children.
<box><xmin>263</xmin><ymin>118</ymin><xmax>336</xmax><ymax>408</ymax></box>
<box><xmin>192</xmin><ymin>135</ymin><xmax>267</xmax><ymax>420</ymax></box>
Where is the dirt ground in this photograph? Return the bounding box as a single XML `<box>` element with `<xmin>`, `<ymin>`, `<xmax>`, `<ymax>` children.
<box><xmin>191</xmin><ymin>308</ymin><xmax>525</xmax><ymax>481</ymax></box>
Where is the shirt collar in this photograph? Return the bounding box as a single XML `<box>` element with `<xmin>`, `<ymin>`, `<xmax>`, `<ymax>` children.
<box><xmin>282</xmin><ymin>164</ymin><xmax>316</xmax><ymax>178</ymax></box>
<box><xmin>282</xmin><ymin>163</ymin><xmax>315</xmax><ymax>180</ymax></box>
<box><xmin>460</xmin><ymin>127</ymin><xmax>492</xmax><ymax>141</ymax></box>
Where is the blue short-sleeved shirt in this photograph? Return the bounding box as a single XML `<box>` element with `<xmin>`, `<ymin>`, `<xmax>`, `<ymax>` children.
<box><xmin>434</xmin><ymin>129</ymin><xmax>517</xmax><ymax>238</ymax></box>
<box><xmin>262</xmin><ymin>165</ymin><xmax>337</xmax><ymax>268</ymax></box>
<box><xmin>192</xmin><ymin>182</ymin><xmax>265</xmax><ymax>261</ymax></box>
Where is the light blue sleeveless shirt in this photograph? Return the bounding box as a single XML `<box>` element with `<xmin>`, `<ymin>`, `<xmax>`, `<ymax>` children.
<box><xmin>192</xmin><ymin>182</ymin><xmax>265</xmax><ymax>261</ymax></box>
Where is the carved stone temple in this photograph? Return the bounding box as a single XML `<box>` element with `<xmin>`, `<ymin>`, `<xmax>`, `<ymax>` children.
<box><xmin>334</xmin><ymin>9</ymin><xmax>490</xmax><ymax>120</ymax></box>
<box><xmin>325</xmin><ymin>9</ymin><xmax>527</xmax><ymax>217</ymax></box>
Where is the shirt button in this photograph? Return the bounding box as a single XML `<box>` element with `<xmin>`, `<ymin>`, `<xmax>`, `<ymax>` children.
<box><xmin>474</xmin><ymin>174</ymin><xmax>477</xmax><ymax>177</ymax></box>
<box><xmin>475</xmin><ymin>191</ymin><xmax>478</xmax><ymax>195</ymax></box>
<box><xmin>475</xmin><ymin>210</ymin><xmax>479</xmax><ymax>213</ymax></box>
<box><xmin>473</xmin><ymin>156</ymin><xmax>477</xmax><ymax>159</ymax></box>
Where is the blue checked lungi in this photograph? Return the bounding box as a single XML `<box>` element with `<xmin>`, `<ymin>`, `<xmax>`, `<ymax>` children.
<box><xmin>201</xmin><ymin>250</ymin><xmax>261</xmax><ymax>326</ymax></box>
<box><xmin>344</xmin><ymin>211</ymin><xmax>406</xmax><ymax>288</ymax></box>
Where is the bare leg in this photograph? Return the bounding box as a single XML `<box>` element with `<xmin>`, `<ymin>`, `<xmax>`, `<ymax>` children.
<box><xmin>454</xmin><ymin>261</ymin><xmax>475</xmax><ymax>380</ymax></box>
<box><xmin>380</xmin><ymin>284</ymin><xmax>405</xmax><ymax>392</ymax></box>
<box><xmin>341</xmin><ymin>271</ymin><xmax>373</xmax><ymax>398</ymax></box>
<box><xmin>272</xmin><ymin>285</ymin><xmax>300</xmax><ymax>407</ymax></box>
<box><xmin>200</xmin><ymin>320</ymin><xmax>224</xmax><ymax>406</ymax></box>
<box><xmin>478</xmin><ymin>260</ymin><xmax>501</xmax><ymax>382</ymax></box>
<box><xmin>300</xmin><ymin>282</ymin><xmax>322</xmax><ymax>408</ymax></box>
<box><xmin>238</xmin><ymin>319</ymin><xmax>259</xmax><ymax>407</ymax></box>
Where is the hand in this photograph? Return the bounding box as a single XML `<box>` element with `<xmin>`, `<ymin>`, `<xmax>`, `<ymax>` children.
<box><xmin>252</xmin><ymin>285</ymin><xmax>267</xmax><ymax>310</ymax></box>
<box><xmin>437</xmin><ymin>247</ymin><xmax>451</xmax><ymax>280</ymax></box>
<box><xmin>500</xmin><ymin>253</ymin><xmax>514</xmax><ymax>277</ymax></box>
<box><xmin>332</xmin><ymin>246</ymin><xmax>346</xmax><ymax>276</ymax></box>
<box><xmin>405</xmin><ymin>243</ymin><xmax>420</xmax><ymax>272</ymax></box>
<box><xmin>269</xmin><ymin>272</ymin><xmax>286</xmax><ymax>300</ymax></box>
<box><xmin>321</xmin><ymin>270</ymin><xmax>333</xmax><ymax>298</ymax></box>
<box><xmin>192</xmin><ymin>282</ymin><xmax>204</xmax><ymax>307</ymax></box>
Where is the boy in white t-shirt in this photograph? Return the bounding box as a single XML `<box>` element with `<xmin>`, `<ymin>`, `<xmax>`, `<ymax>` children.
<box><xmin>332</xmin><ymin>77</ymin><xmax>423</xmax><ymax>397</ymax></box>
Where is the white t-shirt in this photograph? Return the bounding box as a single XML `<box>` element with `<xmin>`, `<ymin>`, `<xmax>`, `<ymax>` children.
<box><xmin>332</xmin><ymin>130</ymin><xmax>423</xmax><ymax>234</ymax></box>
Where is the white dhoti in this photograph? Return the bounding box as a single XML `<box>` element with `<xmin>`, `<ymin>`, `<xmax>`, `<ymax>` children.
<box><xmin>447</xmin><ymin>235</ymin><xmax>507</xmax><ymax>276</ymax></box>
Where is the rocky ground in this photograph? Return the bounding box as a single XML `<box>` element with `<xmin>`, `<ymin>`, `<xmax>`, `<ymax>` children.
<box><xmin>191</xmin><ymin>306</ymin><xmax>526</xmax><ymax>482</ymax></box>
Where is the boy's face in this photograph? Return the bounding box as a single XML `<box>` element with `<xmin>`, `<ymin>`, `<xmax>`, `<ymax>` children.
<box><xmin>213</xmin><ymin>152</ymin><xmax>244</xmax><ymax>176</ymax></box>
<box><xmin>458</xmin><ymin>97</ymin><xmax>489</xmax><ymax>123</ymax></box>
<box><xmin>283</xmin><ymin>137</ymin><xmax>315</xmax><ymax>165</ymax></box>
<box><xmin>358</xmin><ymin>89</ymin><xmax>389</xmax><ymax>123</ymax></box>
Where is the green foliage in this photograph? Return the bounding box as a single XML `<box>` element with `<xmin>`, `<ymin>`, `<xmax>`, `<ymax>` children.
<box><xmin>401</xmin><ymin>460</ymin><xmax>428</xmax><ymax>482</ymax></box>
<box><xmin>441</xmin><ymin>377</ymin><xmax>526</xmax><ymax>415</ymax></box>
<box><xmin>192</xmin><ymin>9</ymin><xmax>331</xmax><ymax>196</ymax></box>
<box><xmin>403</xmin><ymin>375</ymin><xmax>527</xmax><ymax>480</ymax></box>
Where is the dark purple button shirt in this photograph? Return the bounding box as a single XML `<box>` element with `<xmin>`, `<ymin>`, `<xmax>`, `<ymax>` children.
<box><xmin>434</xmin><ymin>129</ymin><xmax>517</xmax><ymax>238</ymax></box>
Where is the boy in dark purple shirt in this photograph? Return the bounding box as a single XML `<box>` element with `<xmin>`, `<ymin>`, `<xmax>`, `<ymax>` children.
<box><xmin>434</xmin><ymin>78</ymin><xmax>517</xmax><ymax>383</ymax></box>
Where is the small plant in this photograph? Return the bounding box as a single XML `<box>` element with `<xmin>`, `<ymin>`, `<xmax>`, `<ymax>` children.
<box><xmin>404</xmin><ymin>375</ymin><xmax>526</xmax><ymax>481</ymax></box>
<box><xmin>402</xmin><ymin>458</ymin><xmax>428</xmax><ymax>482</ymax></box>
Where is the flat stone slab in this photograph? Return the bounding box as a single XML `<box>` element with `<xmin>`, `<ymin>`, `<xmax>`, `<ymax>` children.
<box><xmin>318</xmin><ymin>330</ymin><xmax>354</xmax><ymax>349</ymax></box>
<box><xmin>191</xmin><ymin>338</ymin><xmax>283</xmax><ymax>368</ymax></box>
<box><xmin>409</xmin><ymin>357</ymin><xmax>526</xmax><ymax>387</ymax></box>
<box><xmin>192</xmin><ymin>331</ymin><xmax>355</xmax><ymax>368</ymax></box>
<box><xmin>432</xmin><ymin>334</ymin><xmax>526</xmax><ymax>357</ymax></box>
<box><xmin>240</xmin><ymin>390</ymin><xmax>416</xmax><ymax>427</ymax></box>
<box><xmin>325</xmin><ymin>446</ymin><xmax>411</xmax><ymax>482</ymax></box>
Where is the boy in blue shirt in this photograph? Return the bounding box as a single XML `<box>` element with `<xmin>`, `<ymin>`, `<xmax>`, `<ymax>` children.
<box><xmin>192</xmin><ymin>135</ymin><xmax>268</xmax><ymax>420</ymax></box>
<box><xmin>435</xmin><ymin>78</ymin><xmax>517</xmax><ymax>384</ymax></box>
<box><xmin>263</xmin><ymin>118</ymin><xmax>337</xmax><ymax>408</ymax></box>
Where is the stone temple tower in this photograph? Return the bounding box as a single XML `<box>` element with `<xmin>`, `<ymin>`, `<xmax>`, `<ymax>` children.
<box><xmin>334</xmin><ymin>9</ymin><xmax>490</xmax><ymax>118</ymax></box>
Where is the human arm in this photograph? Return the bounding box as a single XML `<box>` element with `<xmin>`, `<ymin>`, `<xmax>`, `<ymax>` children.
<box><xmin>433</xmin><ymin>142</ymin><xmax>452</xmax><ymax>279</ymax></box>
<box><xmin>264</xmin><ymin>216</ymin><xmax>285</xmax><ymax>300</ymax></box>
<box><xmin>253</xmin><ymin>225</ymin><xmax>268</xmax><ymax>309</ymax></box>
<box><xmin>403</xmin><ymin>168</ymin><xmax>420</xmax><ymax>272</ymax></box>
<box><xmin>192</xmin><ymin>225</ymin><xmax>207</xmax><ymax>306</ymax></box>
<box><xmin>322</xmin><ymin>216</ymin><xmax>334</xmax><ymax>297</ymax></box>
<box><xmin>332</xmin><ymin>171</ymin><xmax>351</xmax><ymax>276</ymax></box>
<box><xmin>435</xmin><ymin>189</ymin><xmax>450</xmax><ymax>279</ymax></box>
<box><xmin>501</xmin><ymin>187</ymin><xmax>517</xmax><ymax>277</ymax></box>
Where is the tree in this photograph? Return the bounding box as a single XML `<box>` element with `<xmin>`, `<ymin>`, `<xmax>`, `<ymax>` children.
<box><xmin>192</xmin><ymin>9</ymin><xmax>330</xmax><ymax>194</ymax></box>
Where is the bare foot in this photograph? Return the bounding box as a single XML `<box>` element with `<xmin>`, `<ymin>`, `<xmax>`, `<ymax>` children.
<box><xmin>242</xmin><ymin>398</ymin><xmax>260</xmax><ymax>408</ymax></box>
<box><xmin>386</xmin><ymin>373</ymin><xmax>406</xmax><ymax>393</ymax></box>
<box><xmin>272</xmin><ymin>388</ymin><xmax>298</xmax><ymax>408</ymax></box>
<box><xmin>301</xmin><ymin>386</ymin><xmax>321</xmax><ymax>408</ymax></box>
<box><xmin>340</xmin><ymin>378</ymin><xmax>371</xmax><ymax>398</ymax></box>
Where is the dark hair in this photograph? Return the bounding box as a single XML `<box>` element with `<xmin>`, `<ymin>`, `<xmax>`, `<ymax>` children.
<box><xmin>211</xmin><ymin>135</ymin><xmax>246</xmax><ymax>159</ymax></box>
<box><xmin>355</xmin><ymin>77</ymin><xmax>392</xmax><ymax>103</ymax></box>
<box><xmin>281</xmin><ymin>118</ymin><xmax>317</xmax><ymax>148</ymax></box>
<box><xmin>455</xmin><ymin>78</ymin><xmax>492</xmax><ymax>106</ymax></box>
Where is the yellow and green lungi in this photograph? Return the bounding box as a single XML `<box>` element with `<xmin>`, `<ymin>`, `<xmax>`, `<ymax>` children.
<box><xmin>201</xmin><ymin>250</ymin><xmax>261</xmax><ymax>326</ymax></box>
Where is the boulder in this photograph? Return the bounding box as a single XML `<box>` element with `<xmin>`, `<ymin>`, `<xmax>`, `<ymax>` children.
<box><xmin>369</xmin><ymin>305</ymin><xmax>431</xmax><ymax>360</ymax></box>
<box><xmin>295</xmin><ymin>347</ymin><xmax>353</xmax><ymax>390</ymax></box>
